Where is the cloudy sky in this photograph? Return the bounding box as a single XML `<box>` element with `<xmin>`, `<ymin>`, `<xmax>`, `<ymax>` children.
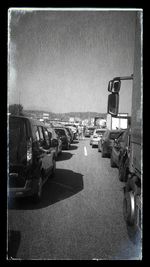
<box><xmin>8</xmin><ymin>9</ymin><xmax>136</xmax><ymax>114</ymax></box>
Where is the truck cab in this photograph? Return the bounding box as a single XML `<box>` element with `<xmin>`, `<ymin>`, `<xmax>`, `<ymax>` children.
<box><xmin>107</xmin><ymin>12</ymin><xmax>142</xmax><ymax>236</ymax></box>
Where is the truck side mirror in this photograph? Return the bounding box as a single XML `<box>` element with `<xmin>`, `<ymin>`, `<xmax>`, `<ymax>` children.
<box><xmin>112</xmin><ymin>80</ymin><xmax>121</xmax><ymax>93</ymax></box>
<box><xmin>108</xmin><ymin>80</ymin><xmax>113</xmax><ymax>92</ymax></box>
<box><xmin>108</xmin><ymin>79</ymin><xmax>121</xmax><ymax>93</ymax></box>
<box><xmin>107</xmin><ymin>93</ymin><xmax>119</xmax><ymax>116</ymax></box>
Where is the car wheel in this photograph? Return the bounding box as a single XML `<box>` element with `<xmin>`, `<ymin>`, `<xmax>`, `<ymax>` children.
<box><xmin>32</xmin><ymin>176</ymin><xmax>42</xmax><ymax>203</ymax></box>
<box><xmin>123</xmin><ymin>190</ymin><xmax>136</xmax><ymax>226</ymax></box>
<box><xmin>110</xmin><ymin>153</ymin><xmax>116</xmax><ymax>167</ymax></box>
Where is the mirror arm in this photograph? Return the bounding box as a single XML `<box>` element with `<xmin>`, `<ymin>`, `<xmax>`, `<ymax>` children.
<box><xmin>113</xmin><ymin>75</ymin><xmax>133</xmax><ymax>81</ymax></box>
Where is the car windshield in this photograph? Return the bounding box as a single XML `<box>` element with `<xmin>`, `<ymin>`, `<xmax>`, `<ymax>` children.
<box><xmin>55</xmin><ymin>128</ymin><xmax>66</xmax><ymax>136</ymax></box>
<box><xmin>110</xmin><ymin>132</ymin><xmax>122</xmax><ymax>140</ymax></box>
<box><xmin>95</xmin><ymin>130</ymin><xmax>106</xmax><ymax>135</ymax></box>
<box><xmin>65</xmin><ymin>128</ymin><xmax>71</xmax><ymax>135</ymax></box>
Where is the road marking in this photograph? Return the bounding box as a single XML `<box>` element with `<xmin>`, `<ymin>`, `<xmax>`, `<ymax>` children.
<box><xmin>84</xmin><ymin>146</ymin><xmax>87</xmax><ymax>156</ymax></box>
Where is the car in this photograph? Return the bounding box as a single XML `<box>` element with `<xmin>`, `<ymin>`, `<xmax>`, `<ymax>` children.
<box><xmin>90</xmin><ymin>128</ymin><xmax>106</xmax><ymax>148</ymax></box>
<box><xmin>99</xmin><ymin>129</ymin><xmax>125</xmax><ymax>158</ymax></box>
<box><xmin>47</xmin><ymin>127</ymin><xmax>62</xmax><ymax>157</ymax></box>
<box><xmin>9</xmin><ymin>115</ymin><xmax>57</xmax><ymax>202</ymax></box>
<box><xmin>117</xmin><ymin>128</ymin><xmax>131</xmax><ymax>182</ymax></box>
<box><xmin>64</xmin><ymin>127</ymin><xmax>74</xmax><ymax>143</ymax></box>
<box><xmin>54</xmin><ymin>127</ymin><xmax>71</xmax><ymax>150</ymax></box>
<box><xmin>65</xmin><ymin>124</ymin><xmax>78</xmax><ymax>140</ymax></box>
<box><xmin>110</xmin><ymin>130</ymin><xmax>127</xmax><ymax>168</ymax></box>
<box><xmin>85</xmin><ymin>126</ymin><xmax>96</xmax><ymax>138</ymax></box>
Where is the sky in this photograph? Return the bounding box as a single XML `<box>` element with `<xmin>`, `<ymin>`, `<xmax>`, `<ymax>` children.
<box><xmin>8</xmin><ymin>9</ymin><xmax>136</xmax><ymax>114</ymax></box>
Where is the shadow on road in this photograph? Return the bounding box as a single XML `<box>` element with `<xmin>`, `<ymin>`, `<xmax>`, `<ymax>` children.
<box><xmin>72</xmin><ymin>140</ymin><xmax>79</xmax><ymax>144</ymax></box>
<box><xmin>8</xmin><ymin>169</ymin><xmax>84</xmax><ymax>210</ymax></box>
<box><xmin>69</xmin><ymin>145</ymin><xmax>78</xmax><ymax>150</ymax></box>
<box><xmin>8</xmin><ymin>230</ymin><xmax>21</xmax><ymax>259</ymax></box>
<box><xmin>56</xmin><ymin>151</ymin><xmax>73</xmax><ymax>161</ymax></box>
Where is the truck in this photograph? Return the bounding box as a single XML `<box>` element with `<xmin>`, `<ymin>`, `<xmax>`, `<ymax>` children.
<box><xmin>107</xmin><ymin>12</ymin><xmax>142</xmax><ymax>237</ymax></box>
<box><xmin>106</xmin><ymin>113</ymin><xmax>129</xmax><ymax>130</ymax></box>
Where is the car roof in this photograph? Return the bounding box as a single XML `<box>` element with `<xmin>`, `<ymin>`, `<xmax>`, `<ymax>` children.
<box><xmin>9</xmin><ymin>115</ymin><xmax>46</xmax><ymax>127</ymax></box>
<box><xmin>95</xmin><ymin>128</ymin><xmax>106</xmax><ymax>131</ymax></box>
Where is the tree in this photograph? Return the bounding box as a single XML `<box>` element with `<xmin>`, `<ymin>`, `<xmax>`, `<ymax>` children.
<box><xmin>9</xmin><ymin>104</ymin><xmax>24</xmax><ymax>115</ymax></box>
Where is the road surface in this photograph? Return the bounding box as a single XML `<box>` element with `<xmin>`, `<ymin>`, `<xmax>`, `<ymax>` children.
<box><xmin>8</xmin><ymin>138</ymin><xmax>142</xmax><ymax>260</ymax></box>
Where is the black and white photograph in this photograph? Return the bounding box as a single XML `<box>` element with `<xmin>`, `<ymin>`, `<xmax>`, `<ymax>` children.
<box><xmin>7</xmin><ymin>8</ymin><xmax>143</xmax><ymax>260</ymax></box>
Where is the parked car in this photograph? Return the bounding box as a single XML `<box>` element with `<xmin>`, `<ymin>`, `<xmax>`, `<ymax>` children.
<box><xmin>64</xmin><ymin>127</ymin><xmax>74</xmax><ymax>143</ymax></box>
<box><xmin>54</xmin><ymin>127</ymin><xmax>71</xmax><ymax>150</ymax></box>
<box><xmin>47</xmin><ymin>127</ymin><xmax>62</xmax><ymax>157</ymax></box>
<box><xmin>65</xmin><ymin>124</ymin><xmax>78</xmax><ymax>140</ymax></box>
<box><xmin>90</xmin><ymin>128</ymin><xmax>106</xmax><ymax>147</ymax></box>
<box><xmin>9</xmin><ymin>115</ymin><xmax>57</xmax><ymax>202</ymax></box>
<box><xmin>99</xmin><ymin>129</ymin><xmax>124</xmax><ymax>157</ymax></box>
<box><xmin>85</xmin><ymin>126</ymin><xmax>96</xmax><ymax>137</ymax></box>
<box><xmin>110</xmin><ymin>130</ymin><xmax>127</xmax><ymax>167</ymax></box>
<box><xmin>115</xmin><ymin>128</ymin><xmax>131</xmax><ymax>182</ymax></box>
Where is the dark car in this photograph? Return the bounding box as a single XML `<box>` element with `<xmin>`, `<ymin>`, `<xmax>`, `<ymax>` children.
<box><xmin>65</xmin><ymin>124</ymin><xmax>78</xmax><ymax>140</ymax></box>
<box><xmin>99</xmin><ymin>129</ymin><xmax>124</xmax><ymax>158</ymax></box>
<box><xmin>47</xmin><ymin>127</ymin><xmax>62</xmax><ymax>157</ymax></box>
<box><xmin>54</xmin><ymin>127</ymin><xmax>71</xmax><ymax>150</ymax></box>
<box><xmin>110</xmin><ymin>130</ymin><xmax>127</xmax><ymax>167</ymax></box>
<box><xmin>84</xmin><ymin>126</ymin><xmax>96</xmax><ymax>137</ymax></box>
<box><xmin>110</xmin><ymin>128</ymin><xmax>131</xmax><ymax>182</ymax></box>
<box><xmin>64</xmin><ymin>127</ymin><xmax>74</xmax><ymax>143</ymax></box>
<box><xmin>9</xmin><ymin>115</ymin><xmax>57</xmax><ymax>202</ymax></box>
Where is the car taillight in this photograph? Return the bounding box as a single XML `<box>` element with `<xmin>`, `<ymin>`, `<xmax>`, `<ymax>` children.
<box><xmin>27</xmin><ymin>138</ymin><xmax>32</xmax><ymax>164</ymax></box>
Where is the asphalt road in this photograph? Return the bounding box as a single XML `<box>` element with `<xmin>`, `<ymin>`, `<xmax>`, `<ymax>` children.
<box><xmin>8</xmin><ymin>138</ymin><xmax>142</xmax><ymax>260</ymax></box>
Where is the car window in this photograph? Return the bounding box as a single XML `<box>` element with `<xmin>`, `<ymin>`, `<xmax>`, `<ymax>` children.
<box><xmin>35</xmin><ymin>127</ymin><xmax>40</xmax><ymax>141</ymax></box>
<box><xmin>37</xmin><ymin>126</ymin><xmax>45</xmax><ymax>148</ymax></box>
<box><xmin>55</xmin><ymin>128</ymin><xmax>65</xmax><ymax>136</ymax></box>
<box><xmin>43</xmin><ymin>127</ymin><xmax>51</xmax><ymax>147</ymax></box>
<box><xmin>9</xmin><ymin>117</ymin><xmax>27</xmax><ymax>164</ymax></box>
<box><xmin>116</xmin><ymin>132</ymin><xmax>124</xmax><ymax>142</ymax></box>
<box><xmin>95</xmin><ymin>130</ymin><xmax>106</xmax><ymax>135</ymax></box>
<box><xmin>110</xmin><ymin>132</ymin><xmax>122</xmax><ymax>140</ymax></box>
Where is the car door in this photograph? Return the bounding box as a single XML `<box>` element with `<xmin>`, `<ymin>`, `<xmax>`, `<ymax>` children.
<box><xmin>37</xmin><ymin>126</ymin><xmax>53</xmax><ymax>179</ymax></box>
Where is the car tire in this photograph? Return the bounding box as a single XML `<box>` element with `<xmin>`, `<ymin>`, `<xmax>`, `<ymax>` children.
<box><xmin>110</xmin><ymin>153</ymin><xmax>116</xmax><ymax>168</ymax></box>
<box><xmin>123</xmin><ymin>190</ymin><xmax>136</xmax><ymax>226</ymax></box>
<box><xmin>32</xmin><ymin>176</ymin><xmax>42</xmax><ymax>203</ymax></box>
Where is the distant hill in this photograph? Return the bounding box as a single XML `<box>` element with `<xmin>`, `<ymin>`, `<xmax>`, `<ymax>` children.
<box><xmin>24</xmin><ymin>110</ymin><xmax>107</xmax><ymax>121</ymax></box>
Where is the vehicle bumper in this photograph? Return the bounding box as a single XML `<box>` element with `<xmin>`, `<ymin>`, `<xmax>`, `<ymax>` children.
<box><xmin>8</xmin><ymin>179</ymin><xmax>38</xmax><ymax>198</ymax></box>
<box><xmin>92</xmin><ymin>140</ymin><xmax>99</xmax><ymax>146</ymax></box>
